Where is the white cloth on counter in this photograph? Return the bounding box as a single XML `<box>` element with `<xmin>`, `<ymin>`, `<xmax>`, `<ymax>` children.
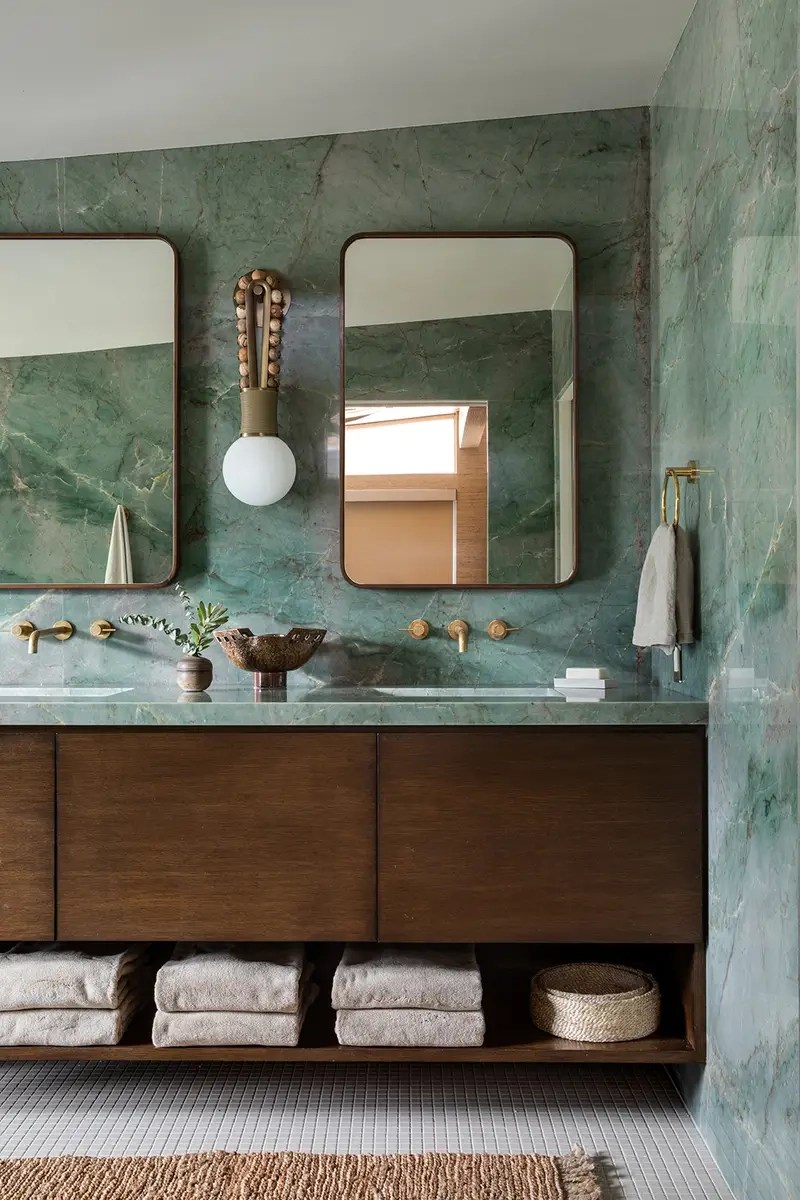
<box><xmin>104</xmin><ymin>504</ymin><xmax>133</xmax><ymax>585</ymax></box>
<box><xmin>152</xmin><ymin>981</ymin><xmax>318</xmax><ymax>1048</ymax></box>
<box><xmin>0</xmin><ymin>983</ymin><xmax>141</xmax><ymax>1046</ymax></box>
<box><xmin>335</xmin><ymin>1006</ymin><xmax>485</xmax><ymax>1048</ymax></box>
<box><xmin>155</xmin><ymin>943</ymin><xmax>306</xmax><ymax>1014</ymax></box>
<box><xmin>0</xmin><ymin>943</ymin><xmax>150</xmax><ymax>1010</ymax></box>
<box><xmin>331</xmin><ymin>945</ymin><xmax>482</xmax><ymax>1012</ymax></box>
<box><xmin>633</xmin><ymin>522</ymin><xmax>694</xmax><ymax>654</ymax></box>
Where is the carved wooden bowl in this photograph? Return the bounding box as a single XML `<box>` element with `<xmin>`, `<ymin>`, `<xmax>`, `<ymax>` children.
<box><xmin>214</xmin><ymin>626</ymin><xmax>327</xmax><ymax>690</ymax></box>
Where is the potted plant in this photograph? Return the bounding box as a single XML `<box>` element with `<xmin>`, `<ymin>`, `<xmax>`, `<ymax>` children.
<box><xmin>121</xmin><ymin>584</ymin><xmax>229</xmax><ymax>692</ymax></box>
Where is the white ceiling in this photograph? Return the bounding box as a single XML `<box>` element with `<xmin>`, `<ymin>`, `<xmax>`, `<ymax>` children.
<box><xmin>0</xmin><ymin>1</ymin><xmax>695</xmax><ymax>163</ymax></box>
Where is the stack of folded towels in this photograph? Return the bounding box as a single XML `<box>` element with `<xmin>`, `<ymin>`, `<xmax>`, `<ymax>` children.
<box><xmin>0</xmin><ymin>943</ymin><xmax>150</xmax><ymax>1046</ymax></box>
<box><xmin>152</xmin><ymin>943</ymin><xmax>317</xmax><ymax>1048</ymax></box>
<box><xmin>332</xmin><ymin>944</ymin><xmax>485</xmax><ymax>1047</ymax></box>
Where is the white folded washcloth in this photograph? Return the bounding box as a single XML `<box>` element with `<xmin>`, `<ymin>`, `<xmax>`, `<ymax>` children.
<box><xmin>155</xmin><ymin>943</ymin><xmax>306</xmax><ymax>1014</ymax></box>
<box><xmin>332</xmin><ymin>944</ymin><xmax>482</xmax><ymax>1012</ymax></box>
<box><xmin>0</xmin><ymin>982</ymin><xmax>142</xmax><ymax>1046</ymax></box>
<box><xmin>0</xmin><ymin>943</ymin><xmax>150</xmax><ymax>1011</ymax></box>
<box><xmin>335</xmin><ymin>1006</ymin><xmax>485</xmax><ymax>1048</ymax></box>
<box><xmin>152</xmin><ymin>981</ymin><xmax>318</xmax><ymax>1048</ymax></box>
<box><xmin>633</xmin><ymin>522</ymin><xmax>694</xmax><ymax>654</ymax></box>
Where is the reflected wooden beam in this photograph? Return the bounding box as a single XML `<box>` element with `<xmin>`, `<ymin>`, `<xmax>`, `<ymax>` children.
<box><xmin>458</xmin><ymin>404</ymin><xmax>487</xmax><ymax>449</ymax></box>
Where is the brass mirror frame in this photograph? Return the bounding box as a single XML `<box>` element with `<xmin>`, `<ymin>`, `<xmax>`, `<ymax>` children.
<box><xmin>0</xmin><ymin>231</ymin><xmax>180</xmax><ymax>591</ymax></box>
<box><xmin>339</xmin><ymin>230</ymin><xmax>579</xmax><ymax>590</ymax></box>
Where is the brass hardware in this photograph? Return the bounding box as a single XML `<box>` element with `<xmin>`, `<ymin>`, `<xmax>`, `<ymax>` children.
<box><xmin>447</xmin><ymin>619</ymin><xmax>470</xmax><ymax>653</ymax></box>
<box><xmin>90</xmin><ymin>619</ymin><xmax>116</xmax><ymax>640</ymax></box>
<box><xmin>487</xmin><ymin>619</ymin><xmax>521</xmax><ymax>641</ymax></box>
<box><xmin>13</xmin><ymin>619</ymin><xmax>75</xmax><ymax>655</ymax></box>
<box><xmin>403</xmin><ymin>619</ymin><xmax>431</xmax><ymax>641</ymax></box>
<box><xmin>661</xmin><ymin>460</ymin><xmax>708</xmax><ymax>526</ymax></box>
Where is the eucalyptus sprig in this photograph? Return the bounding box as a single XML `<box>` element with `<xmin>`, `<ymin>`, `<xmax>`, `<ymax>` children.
<box><xmin>121</xmin><ymin>584</ymin><xmax>229</xmax><ymax>658</ymax></box>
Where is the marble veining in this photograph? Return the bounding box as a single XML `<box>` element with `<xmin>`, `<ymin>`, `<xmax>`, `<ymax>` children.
<box><xmin>0</xmin><ymin>108</ymin><xmax>650</xmax><ymax>689</ymax></box>
<box><xmin>651</xmin><ymin>0</ymin><xmax>799</xmax><ymax>1195</ymax></box>
<box><xmin>0</xmin><ymin>342</ymin><xmax>173</xmax><ymax>584</ymax></box>
<box><xmin>0</xmin><ymin>683</ymin><xmax>707</xmax><ymax>727</ymax></box>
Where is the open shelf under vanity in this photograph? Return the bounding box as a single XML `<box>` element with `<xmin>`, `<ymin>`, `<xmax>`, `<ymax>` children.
<box><xmin>0</xmin><ymin>943</ymin><xmax>705</xmax><ymax>1064</ymax></box>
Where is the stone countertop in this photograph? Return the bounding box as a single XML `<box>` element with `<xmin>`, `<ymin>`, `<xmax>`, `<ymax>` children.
<box><xmin>0</xmin><ymin>683</ymin><xmax>708</xmax><ymax>727</ymax></box>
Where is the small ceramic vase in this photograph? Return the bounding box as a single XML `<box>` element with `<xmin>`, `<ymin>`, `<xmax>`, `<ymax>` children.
<box><xmin>176</xmin><ymin>655</ymin><xmax>213</xmax><ymax>693</ymax></box>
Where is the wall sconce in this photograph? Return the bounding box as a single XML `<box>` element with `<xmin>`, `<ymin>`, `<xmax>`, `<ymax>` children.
<box><xmin>223</xmin><ymin>269</ymin><xmax>295</xmax><ymax>506</ymax></box>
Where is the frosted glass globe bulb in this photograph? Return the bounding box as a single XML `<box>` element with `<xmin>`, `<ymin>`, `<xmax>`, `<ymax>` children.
<box><xmin>222</xmin><ymin>435</ymin><xmax>296</xmax><ymax>506</ymax></box>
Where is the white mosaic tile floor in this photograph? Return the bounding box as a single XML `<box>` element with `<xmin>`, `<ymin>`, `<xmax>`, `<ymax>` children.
<box><xmin>0</xmin><ymin>1062</ymin><xmax>733</xmax><ymax>1200</ymax></box>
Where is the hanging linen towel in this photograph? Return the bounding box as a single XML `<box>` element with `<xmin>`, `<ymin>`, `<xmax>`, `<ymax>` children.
<box><xmin>632</xmin><ymin>523</ymin><xmax>694</xmax><ymax>654</ymax></box>
<box><xmin>104</xmin><ymin>504</ymin><xmax>133</xmax><ymax>584</ymax></box>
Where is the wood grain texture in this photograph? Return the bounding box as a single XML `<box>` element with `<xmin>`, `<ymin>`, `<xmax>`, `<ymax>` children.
<box><xmin>56</xmin><ymin>730</ymin><xmax>376</xmax><ymax>941</ymax></box>
<box><xmin>0</xmin><ymin>731</ymin><xmax>55</xmax><ymax>939</ymax></box>
<box><xmin>378</xmin><ymin>728</ymin><xmax>705</xmax><ymax>943</ymax></box>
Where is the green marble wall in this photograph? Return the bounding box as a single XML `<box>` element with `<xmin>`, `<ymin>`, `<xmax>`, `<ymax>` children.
<box><xmin>652</xmin><ymin>0</ymin><xmax>799</xmax><ymax>1195</ymax></box>
<box><xmin>344</xmin><ymin>310</ymin><xmax>556</xmax><ymax>583</ymax></box>
<box><xmin>0</xmin><ymin>343</ymin><xmax>173</xmax><ymax>584</ymax></box>
<box><xmin>0</xmin><ymin>108</ymin><xmax>650</xmax><ymax>688</ymax></box>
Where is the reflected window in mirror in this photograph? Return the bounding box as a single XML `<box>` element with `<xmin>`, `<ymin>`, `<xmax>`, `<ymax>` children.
<box><xmin>0</xmin><ymin>235</ymin><xmax>178</xmax><ymax>589</ymax></box>
<box><xmin>340</xmin><ymin>233</ymin><xmax>577</xmax><ymax>589</ymax></box>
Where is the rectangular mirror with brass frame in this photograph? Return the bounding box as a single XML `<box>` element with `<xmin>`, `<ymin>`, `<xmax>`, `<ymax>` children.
<box><xmin>340</xmin><ymin>232</ymin><xmax>577</xmax><ymax>589</ymax></box>
<box><xmin>0</xmin><ymin>233</ymin><xmax>179</xmax><ymax>589</ymax></box>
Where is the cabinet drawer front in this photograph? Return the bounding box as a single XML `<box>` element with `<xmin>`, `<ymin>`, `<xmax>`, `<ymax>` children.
<box><xmin>57</xmin><ymin>730</ymin><xmax>376</xmax><ymax>941</ymax></box>
<box><xmin>0</xmin><ymin>731</ymin><xmax>55</xmax><ymax>940</ymax></box>
<box><xmin>378</xmin><ymin>728</ymin><xmax>704</xmax><ymax>942</ymax></box>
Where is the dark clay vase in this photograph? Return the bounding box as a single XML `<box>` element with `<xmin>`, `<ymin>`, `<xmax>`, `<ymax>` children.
<box><xmin>176</xmin><ymin>655</ymin><xmax>213</xmax><ymax>693</ymax></box>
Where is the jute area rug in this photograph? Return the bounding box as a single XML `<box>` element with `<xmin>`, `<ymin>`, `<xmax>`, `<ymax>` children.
<box><xmin>0</xmin><ymin>1148</ymin><xmax>602</xmax><ymax>1199</ymax></box>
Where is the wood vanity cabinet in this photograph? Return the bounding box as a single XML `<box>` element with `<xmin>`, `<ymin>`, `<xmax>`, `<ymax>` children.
<box><xmin>0</xmin><ymin>731</ymin><xmax>55</xmax><ymax>940</ymax></box>
<box><xmin>56</xmin><ymin>730</ymin><xmax>376</xmax><ymax>942</ymax></box>
<box><xmin>377</xmin><ymin>728</ymin><xmax>705</xmax><ymax>942</ymax></box>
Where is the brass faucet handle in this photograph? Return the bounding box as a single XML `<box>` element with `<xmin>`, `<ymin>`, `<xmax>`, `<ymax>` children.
<box><xmin>51</xmin><ymin>620</ymin><xmax>75</xmax><ymax>641</ymax></box>
<box><xmin>487</xmin><ymin>619</ymin><xmax>521</xmax><ymax>641</ymax></box>
<box><xmin>10</xmin><ymin>621</ymin><xmax>35</xmax><ymax>640</ymax></box>
<box><xmin>403</xmin><ymin>619</ymin><xmax>431</xmax><ymax>641</ymax></box>
<box><xmin>90</xmin><ymin>619</ymin><xmax>116</xmax><ymax>640</ymax></box>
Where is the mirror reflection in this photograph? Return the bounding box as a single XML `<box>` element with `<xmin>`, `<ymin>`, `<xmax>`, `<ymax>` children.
<box><xmin>0</xmin><ymin>236</ymin><xmax>177</xmax><ymax>588</ymax></box>
<box><xmin>341</xmin><ymin>234</ymin><xmax>577</xmax><ymax>588</ymax></box>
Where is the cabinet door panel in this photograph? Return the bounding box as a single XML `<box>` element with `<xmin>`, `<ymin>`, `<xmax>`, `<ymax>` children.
<box><xmin>57</xmin><ymin>730</ymin><xmax>376</xmax><ymax>941</ymax></box>
<box><xmin>378</xmin><ymin>728</ymin><xmax>704</xmax><ymax>942</ymax></box>
<box><xmin>0</xmin><ymin>731</ymin><xmax>54</xmax><ymax>939</ymax></box>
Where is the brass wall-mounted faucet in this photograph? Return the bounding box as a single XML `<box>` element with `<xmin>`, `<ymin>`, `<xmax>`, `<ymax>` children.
<box><xmin>12</xmin><ymin>620</ymin><xmax>75</xmax><ymax>655</ymax></box>
<box><xmin>447</xmin><ymin>619</ymin><xmax>470</xmax><ymax>653</ymax></box>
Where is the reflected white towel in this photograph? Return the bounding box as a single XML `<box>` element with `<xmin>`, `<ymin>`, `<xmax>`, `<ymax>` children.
<box><xmin>633</xmin><ymin>523</ymin><xmax>694</xmax><ymax>654</ymax></box>
<box><xmin>155</xmin><ymin>943</ymin><xmax>306</xmax><ymax>1014</ymax></box>
<box><xmin>332</xmin><ymin>945</ymin><xmax>482</xmax><ymax>1012</ymax></box>
<box><xmin>0</xmin><ymin>984</ymin><xmax>141</xmax><ymax>1046</ymax></box>
<box><xmin>335</xmin><ymin>1007</ymin><xmax>485</xmax><ymax>1048</ymax></box>
<box><xmin>0</xmin><ymin>943</ymin><xmax>149</xmax><ymax>1010</ymax></box>
<box><xmin>152</xmin><ymin>982</ymin><xmax>318</xmax><ymax>1048</ymax></box>
<box><xmin>104</xmin><ymin>504</ymin><xmax>133</xmax><ymax>584</ymax></box>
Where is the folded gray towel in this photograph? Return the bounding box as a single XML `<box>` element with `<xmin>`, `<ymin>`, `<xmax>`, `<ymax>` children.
<box><xmin>152</xmin><ymin>982</ymin><xmax>318</xmax><ymax>1048</ymax></box>
<box><xmin>155</xmin><ymin>943</ymin><xmax>306</xmax><ymax>1014</ymax></box>
<box><xmin>331</xmin><ymin>945</ymin><xmax>482</xmax><ymax>1012</ymax></box>
<box><xmin>335</xmin><ymin>1007</ymin><xmax>485</xmax><ymax>1047</ymax></box>
<box><xmin>0</xmin><ymin>982</ymin><xmax>141</xmax><ymax>1046</ymax></box>
<box><xmin>0</xmin><ymin>943</ymin><xmax>149</xmax><ymax>1011</ymax></box>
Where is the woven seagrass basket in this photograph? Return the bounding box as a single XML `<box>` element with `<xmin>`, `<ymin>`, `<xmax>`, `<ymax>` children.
<box><xmin>530</xmin><ymin>962</ymin><xmax>660</xmax><ymax>1043</ymax></box>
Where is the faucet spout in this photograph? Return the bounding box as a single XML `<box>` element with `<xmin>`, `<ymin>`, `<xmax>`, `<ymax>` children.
<box><xmin>24</xmin><ymin>620</ymin><xmax>75</xmax><ymax>654</ymax></box>
<box><xmin>447</xmin><ymin>619</ymin><xmax>470</xmax><ymax>653</ymax></box>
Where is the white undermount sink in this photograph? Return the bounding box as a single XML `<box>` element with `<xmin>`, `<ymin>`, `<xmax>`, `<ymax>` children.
<box><xmin>373</xmin><ymin>686</ymin><xmax>558</xmax><ymax>698</ymax></box>
<box><xmin>0</xmin><ymin>686</ymin><xmax>133</xmax><ymax>698</ymax></box>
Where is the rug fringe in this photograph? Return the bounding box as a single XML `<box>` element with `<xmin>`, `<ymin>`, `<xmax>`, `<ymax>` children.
<box><xmin>560</xmin><ymin>1146</ymin><xmax>603</xmax><ymax>1200</ymax></box>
